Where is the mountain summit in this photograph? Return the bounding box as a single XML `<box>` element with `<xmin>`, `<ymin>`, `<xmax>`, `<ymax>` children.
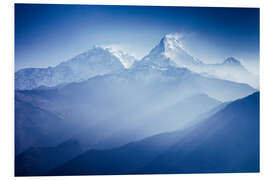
<box><xmin>135</xmin><ymin>33</ymin><xmax>201</xmax><ymax>69</ymax></box>
<box><xmin>133</xmin><ymin>33</ymin><xmax>258</xmax><ymax>88</ymax></box>
<box><xmin>161</xmin><ymin>33</ymin><xmax>185</xmax><ymax>51</ymax></box>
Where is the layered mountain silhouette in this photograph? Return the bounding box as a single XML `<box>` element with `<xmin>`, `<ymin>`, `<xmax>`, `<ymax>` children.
<box><xmin>15</xmin><ymin>99</ymin><xmax>224</xmax><ymax>176</ymax></box>
<box><xmin>138</xmin><ymin>92</ymin><xmax>260</xmax><ymax>174</ymax></box>
<box><xmin>15</xmin><ymin>140</ymin><xmax>83</xmax><ymax>176</ymax></box>
<box><xmin>15</xmin><ymin>61</ymin><xmax>256</xmax><ymax>155</ymax></box>
<box><xmin>45</xmin><ymin>92</ymin><xmax>259</xmax><ymax>175</ymax></box>
<box><xmin>15</xmin><ymin>33</ymin><xmax>259</xmax><ymax>176</ymax></box>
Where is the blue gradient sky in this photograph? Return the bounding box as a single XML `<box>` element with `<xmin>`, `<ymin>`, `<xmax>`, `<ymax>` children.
<box><xmin>15</xmin><ymin>4</ymin><xmax>259</xmax><ymax>74</ymax></box>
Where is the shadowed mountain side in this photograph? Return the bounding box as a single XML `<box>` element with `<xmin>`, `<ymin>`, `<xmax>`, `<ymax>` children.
<box><xmin>48</xmin><ymin>92</ymin><xmax>259</xmax><ymax>175</ymax></box>
<box><xmin>15</xmin><ymin>140</ymin><xmax>83</xmax><ymax>176</ymax></box>
<box><xmin>48</xmin><ymin>127</ymin><xmax>195</xmax><ymax>176</ymax></box>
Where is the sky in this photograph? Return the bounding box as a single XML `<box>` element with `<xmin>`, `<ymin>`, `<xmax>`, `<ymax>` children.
<box><xmin>15</xmin><ymin>4</ymin><xmax>259</xmax><ymax>74</ymax></box>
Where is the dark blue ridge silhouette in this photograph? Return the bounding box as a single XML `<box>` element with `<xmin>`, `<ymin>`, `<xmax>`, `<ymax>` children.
<box><xmin>15</xmin><ymin>140</ymin><xmax>83</xmax><ymax>176</ymax></box>
<box><xmin>48</xmin><ymin>92</ymin><xmax>259</xmax><ymax>175</ymax></box>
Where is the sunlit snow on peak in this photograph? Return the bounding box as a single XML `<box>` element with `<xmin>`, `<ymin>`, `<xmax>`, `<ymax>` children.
<box><xmin>162</xmin><ymin>33</ymin><xmax>184</xmax><ymax>50</ymax></box>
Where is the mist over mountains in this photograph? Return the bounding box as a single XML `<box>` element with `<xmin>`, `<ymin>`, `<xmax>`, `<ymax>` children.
<box><xmin>48</xmin><ymin>92</ymin><xmax>258</xmax><ymax>176</ymax></box>
<box><xmin>15</xmin><ymin>92</ymin><xmax>259</xmax><ymax>176</ymax></box>
<box><xmin>15</xmin><ymin>33</ymin><xmax>259</xmax><ymax>176</ymax></box>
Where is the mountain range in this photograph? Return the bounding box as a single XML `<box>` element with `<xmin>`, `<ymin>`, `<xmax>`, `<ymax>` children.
<box><xmin>15</xmin><ymin>33</ymin><xmax>260</xmax><ymax>176</ymax></box>
<box><xmin>134</xmin><ymin>34</ymin><xmax>258</xmax><ymax>87</ymax></box>
<box><xmin>15</xmin><ymin>46</ymin><xmax>136</xmax><ymax>90</ymax></box>
<box><xmin>15</xmin><ymin>33</ymin><xmax>258</xmax><ymax>90</ymax></box>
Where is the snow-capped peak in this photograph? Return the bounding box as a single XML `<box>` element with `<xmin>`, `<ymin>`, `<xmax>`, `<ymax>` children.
<box><xmin>139</xmin><ymin>33</ymin><xmax>202</xmax><ymax>69</ymax></box>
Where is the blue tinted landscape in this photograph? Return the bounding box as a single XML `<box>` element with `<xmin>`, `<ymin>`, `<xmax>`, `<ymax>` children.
<box><xmin>15</xmin><ymin>4</ymin><xmax>259</xmax><ymax>176</ymax></box>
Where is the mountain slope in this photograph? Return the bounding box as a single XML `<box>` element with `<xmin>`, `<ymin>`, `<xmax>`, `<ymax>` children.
<box><xmin>49</xmin><ymin>92</ymin><xmax>259</xmax><ymax>175</ymax></box>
